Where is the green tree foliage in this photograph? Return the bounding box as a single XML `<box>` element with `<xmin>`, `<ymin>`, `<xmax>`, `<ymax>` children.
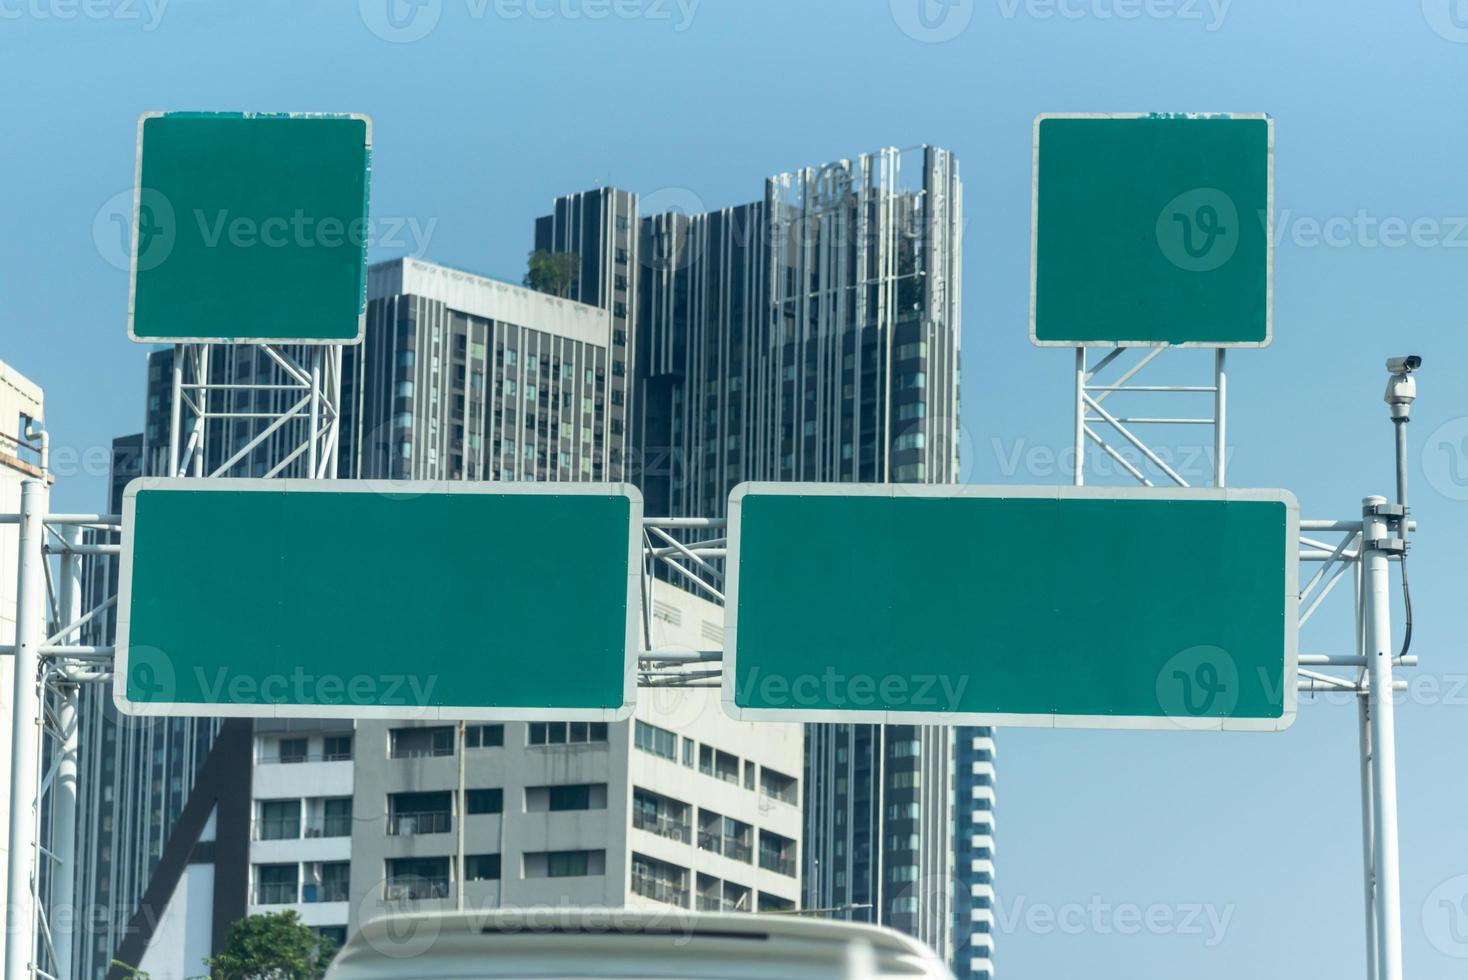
<box><xmin>205</xmin><ymin>911</ymin><xmax>336</xmax><ymax>979</ymax></box>
<box><xmin>524</xmin><ymin>249</ymin><xmax>580</xmax><ymax>298</ymax></box>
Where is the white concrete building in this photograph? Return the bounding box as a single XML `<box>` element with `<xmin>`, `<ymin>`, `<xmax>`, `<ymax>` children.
<box><xmin>236</xmin><ymin>579</ymin><xmax>802</xmax><ymax>951</ymax></box>
<box><xmin>0</xmin><ymin>358</ymin><xmax>45</xmax><ymax>972</ymax></box>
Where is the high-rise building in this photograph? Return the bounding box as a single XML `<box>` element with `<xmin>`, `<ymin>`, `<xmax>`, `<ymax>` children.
<box><xmin>952</xmin><ymin>726</ymin><xmax>996</xmax><ymax>979</ymax></box>
<box><xmin>0</xmin><ymin>358</ymin><xmax>46</xmax><ymax>972</ymax></box>
<box><xmin>344</xmin><ymin>258</ymin><xmax>625</xmax><ymax>483</ymax></box>
<box><xmin>533</xmin><ymin>188</ymin><xmax>638</xmax><ymax>481</ymax></box>
<box><xmin>624</xmin><ymin>146</ymin><xmax>970</xmax><ymax>961</ymax></box>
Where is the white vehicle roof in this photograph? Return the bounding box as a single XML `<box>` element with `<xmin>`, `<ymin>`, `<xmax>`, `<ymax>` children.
<box><xmin>326</xmin><ymin>908</ymin><xmax>955</xmax><ymax>979</ymax></box>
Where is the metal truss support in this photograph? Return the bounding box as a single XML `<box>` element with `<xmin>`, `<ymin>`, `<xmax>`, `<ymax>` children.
<box><xmin>0</xmin><ymin>496</ymin><xmax>123</xmax><ymax>980</ymax></box>
<box><xmin>1071</xmin><ymin>346</ymin><xmax>1227</xmax><ymax>488</ymax></box>
<box><xmin>638</xmin><ymin>518</ymin><xmax>727</xmax><ymax>688</ymax></box>
<box><xmin>168</xmin><ymin>342</ymin><xmax>342</xmax><ymax>480</ymax></box>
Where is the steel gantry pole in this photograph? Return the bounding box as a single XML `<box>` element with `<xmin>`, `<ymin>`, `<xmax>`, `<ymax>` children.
<box><xmin>48</xmin><ymin>525</ymin><xmax>83</xmax><ymax>980</ymax></box>
<box><xmin>1362</xmin><ymin>496</ymin><xmax>1402</xmax><ymax>980</ymax></box>
<box><xmin>6</xmin><ymin>481</ymin><xmax>46</xmax><ymax>980</ymax></box>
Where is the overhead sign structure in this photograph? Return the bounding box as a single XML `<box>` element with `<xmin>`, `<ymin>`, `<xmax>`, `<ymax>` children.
<box><xmin>1031</xmin><ymin>112</ymin><xmax>1273</xmax><ymax>348</ymax></box>
<box><xmin>115</xmin><ymin>479</ymin><xmax>642</xmax><ymax>720</ymax></box>
<box><xmin>723</xmin><ymin>484</ymin><xmax>1298</xmax><ymax>731</ymax></box>
<box><xmin>128</xmin><ymin>111</ymin><xmax>372</xmax><ymax>345</ymax></box>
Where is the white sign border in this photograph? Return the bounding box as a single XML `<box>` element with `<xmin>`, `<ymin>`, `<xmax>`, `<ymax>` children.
<box><xmin>722</xmin><ymin>482</ymin><xmax>1300</xmax><ymax>732</ymax></box>
<box><xmin>114</xmin><ymin>477</ymin><xmax>641</xmax><ymax>722</ymax></box>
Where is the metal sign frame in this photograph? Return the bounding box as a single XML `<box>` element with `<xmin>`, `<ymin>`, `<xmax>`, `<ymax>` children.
<box><xmin>1029</xmin><ymin>111</ymin><xmax>1275</xmax><ymax>349</ymax></box>
<box><xmin>126</xmin><ymin>110</ymin><xmax>373</xmax><ymax>346</ymax></box>
<box><xmin>113</xmin><ymin>477</ymin><xmax>643</xmax><ymax>721</ymax></box>
<box><xmin>722</xmin><ymin>482</ymin><xmax>1300</xmax><ymax>730</ymax></box>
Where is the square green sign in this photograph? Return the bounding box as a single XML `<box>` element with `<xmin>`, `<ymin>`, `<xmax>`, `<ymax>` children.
<box><xmin>128</xmin><ymin>112</ymin><xmax>371</xmax><ymax>344</ymax></box>
<box><xmin>1031</xmin><ymin>113</ymin><xmax>1273</xmax><ymax>348</ymax></box>
<box><xmin>724</xmin><ymin>484</ymin><xmax>1298</xmax><ymax>732</ymax></box>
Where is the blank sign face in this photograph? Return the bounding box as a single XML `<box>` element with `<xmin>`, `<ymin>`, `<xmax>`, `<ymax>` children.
<box><xmin>1031</xmin><ymin>113</ymin><xmax>1273</xmax><ymax>348</ymax></box>
<box><xmin>724</xmin><ymin>484</ymin><xmax>1298</xmax><ymax>731</ymax></box>
<box><xmin>115</xmin><ymin>479</ymin><xmax>642</xmax><ymax>720</ymax></box>
<box><xmin>128</xmin><ymin>112</ymin><xmax>371</xmax><ymax>344</ymax></box>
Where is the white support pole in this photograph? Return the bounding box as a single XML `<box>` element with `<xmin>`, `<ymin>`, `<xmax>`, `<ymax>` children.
<box><xmin>1073</xmin><ymin>347</ymin><xmax>1085</xmax><ymax>486</ymax></box>
<box><xmin>1362</xmin><ymin>496</ymin><xmax>1402</xmax><ymax>980</ymax></box>
<box><xmin>168</xmin><ymin>345</ymin><xmax>183</xmax><ymax>477</ymax></box>
<box><xmin>308</xmin><ymin>347</ymin><xmax>322</xmax><ymax>479</ymax></box>
<box><xmin>1355</xmin><ymin>551</ymin><xmax>1379</xmax><ymax>980</ymax></box>
<box><xmin>6</xmin><ymin>481</ymin><xmax>46</xmax><ymax>980</ymax></box>
<box><xmin>48</xmin><ymin>527</ymin><xmax>82</xmax><ymax>980</ymax></box>
<box><xmin>1213</xmin><ymin>348</ymin><xmax>1227</xmax><ymax>487</ymax></box>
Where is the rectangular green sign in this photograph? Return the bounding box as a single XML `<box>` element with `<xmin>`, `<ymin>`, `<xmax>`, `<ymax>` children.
<box><xmin>1031</xmin><ymin>113</ymin><xmax>1273</xmax><ymax>348</ymax></box>
<box><xmin>128</xmin><ymin>111</ymin><xmax>371</xmax><ymax>345</ymax></box>
<box><xmin>724</xmin><ymin>484</ymin><xmax>1298</xmax><ymax>731</ymax></box>
<box><xmin>115</xmin><ymin>479</ymin><xmax>641</xmax><ymax>720</ymax></box>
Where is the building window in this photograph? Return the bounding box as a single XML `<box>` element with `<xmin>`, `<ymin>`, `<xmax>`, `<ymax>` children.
<box><xmin>759</xmin><ymin>893</ymin><xmax>795</xmax><ymax>913</ymax></box>
<box><xmin>681</xmin><ymin>738</ymin><xmax>695</xmax><ymax>768</ymax></box>
<box><xmin>388</xmin><ymin>791</ymin><xmax>453</xmax><ymax>835</ymax></box>
<box><xmin>254</xmin><ymin>864</ymin><xmax>298</xmax><ymax>905</ymax></box>
<box><xmin>256</xmin><ymin>800</ymin><xmax>300</xmax><ymax>841</ymax></box>
<box><xmin>465</xmin><ymin>854</ymin><xmax>501</xmax><ymax>882</ymax></box>
<box><xmin>305</xmin><ymin>862</ymin><xmax>350</xmax><ymax>903</ymax></box>
<box><xmin>758</xmin><ymin>831</ymin><xmax>797</xmax><ymax>877</ymax></box>
<box><xmin>385</xmin><ymin>857</ymin><xmax>450</xmax><ymax>901</ymax></box>
<box><xmin>465</xmin><ymin>724</ymin><xmax>504</xmax><ymax>748</ymax></box>
<box><xmin>278</xmin><ymin>738</ymin><xmax>307</xmax><ymax>764</ymax></box>
<box><xmin>631</xmin><ymin>853</ymin><xmax>689</xmax><ymax>908</ymax></box>
<box><xmin>466</xmin><ymin>788</ymin><xmax>503</xmax><ymax>815</ymax></box>
<box><xmin>314</xmin><ymin>797</ymin><xmax>352</xmax><ymax>838</ymax></box>
<box><xmin>523</xmin><ymin>849</ymin><xmax>604</xmax><ymax>879</ymax></box>
<box><xmin>529</xmin><ymin>721</ymin><xmax>608</xmax><ymax>745</ymax></box>
<box><xmin>632</xmin><ymin>788</ymin><xmax>690</xmax><ymax>843</ymax></box>
<box><xmin>634</xmin><ymin>721</ymin><xmax>676</xmax><ymax>760</ymax></box>
<box><xmin>323</xmin><ymin>735</ymin><xmax>353</xmax><ymax>761</ymax></box>
<box><xmin>550</xmin><ymin>784</ymin><xmax>593</xmax><ymax>811</ymax></box>
<box><xmin>389</xmin><ymin>726</ymin><xmax>454</xmax><ymax>759</ymax></box>
<box><xmin>760</xmin><ymin>768</ymin><xmax>798</xmax><ymax>804</ymax></box>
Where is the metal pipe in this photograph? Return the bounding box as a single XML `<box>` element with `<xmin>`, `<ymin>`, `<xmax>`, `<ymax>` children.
<box><xmin>7</xmin><ymin>481</ymin><xmax>45</xmax><ymax>980</ymax></box>
<box><xmin>1214</xmin><ymin>348</ymin><xmax>1227</xmax><ymax>487</ymax></box>
<box><xmin>48</xmin><ymin>526</ymin><xmax>81</xmax><ymax>979</ymax></box>
<box><xmin>1073</xmin><ymin>347</ymin><xmax>1085</xmax><ymax>486</ymax></box>
<box><xmin>1356</xmin><ymin>551</ymin><xmax>1379</xmax><ymax>980</ymax></box>
<box><xmin>168</xmin><ymin>345</ymin><xmax>183</xmax><ymax>477</ymax></box>
<box><xmin>642</xmin><ymin>518</ymin><xmax>727</xmax><ymax>529</ymax></box>
<box><xmin>1363</xmin><ymin>497</ymin><xmax>1403</xmax><ymax>980</ymax></box>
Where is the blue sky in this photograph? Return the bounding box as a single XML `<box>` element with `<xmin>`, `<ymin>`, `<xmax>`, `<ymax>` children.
<box><xmin>3</xmin><ymin>0</ymin><xmax>1467</xmax><ymax>975</ymax></box>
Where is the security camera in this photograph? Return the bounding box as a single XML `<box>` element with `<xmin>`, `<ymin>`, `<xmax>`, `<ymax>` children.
<box><xmin>1386</xmin><ymin>355</ymin><xmax>1422</xmax><ymax>375</ymax></box>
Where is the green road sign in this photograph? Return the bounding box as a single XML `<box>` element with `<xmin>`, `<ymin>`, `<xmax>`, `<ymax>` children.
<box><xmin>128</xmin><ymin>111</ymin><xmax>371</xmax><ymax>345</ymax></box>
<box><xmin>1031</xmin><ymin>113</ymin><xmax>1273</xmax><ymax>348</ymax></box>
<box><xmin>724</xmin><ymin>484</ymin><xmax>1298</xmax><ymax>731</ymax></box>
<box><xmin>115</xmin><ymin>479</ymin><xmax>641</xmax><ymax>720</ymax></box>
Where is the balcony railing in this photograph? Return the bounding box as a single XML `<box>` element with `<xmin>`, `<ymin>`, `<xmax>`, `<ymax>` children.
<box><xmin>724</xmin><ymin>838</ymin><xmax>753</xmax><ymax>863</ymax></box>
<box><xmin>388</xmin><ymin>812</ymin><xmax>451</xmax><ymax>836</ymax></box>
<box><xmin>633</xmin><ymin>810</ymin><xmax>690</xmax><ymax>843</ymax></box>
<box><xmin>306</xmin><ymin>814</ymin><xmax>353</xmax><ymax>838</ymax></box>
<box><xmin>385</xmin><ymin>879</ymin><xmax>449</xmax><ymax>901</ymax></box>
<box><xmin>759</xmin><ymin>852</ymin><xmax>797</xmax><ymax>877</ymax></box>
<box><xmin>254</xmin><ymin>882</ymin><xmax>298</xmax><ymax>905</ymax></box>
<box><xmin>302</xmin><ymin>882</ymin><xmax>350</xmax><ymax>903</ymax></box>
<box><xmin>255</xmin><ymin>818</ymin><xmax>299</xmax><ymax>841</ymax></box>
<box><xmin>631</xmin><ymin>874</ymin><xmax>688</xmax><ymax>908</ymax></box>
